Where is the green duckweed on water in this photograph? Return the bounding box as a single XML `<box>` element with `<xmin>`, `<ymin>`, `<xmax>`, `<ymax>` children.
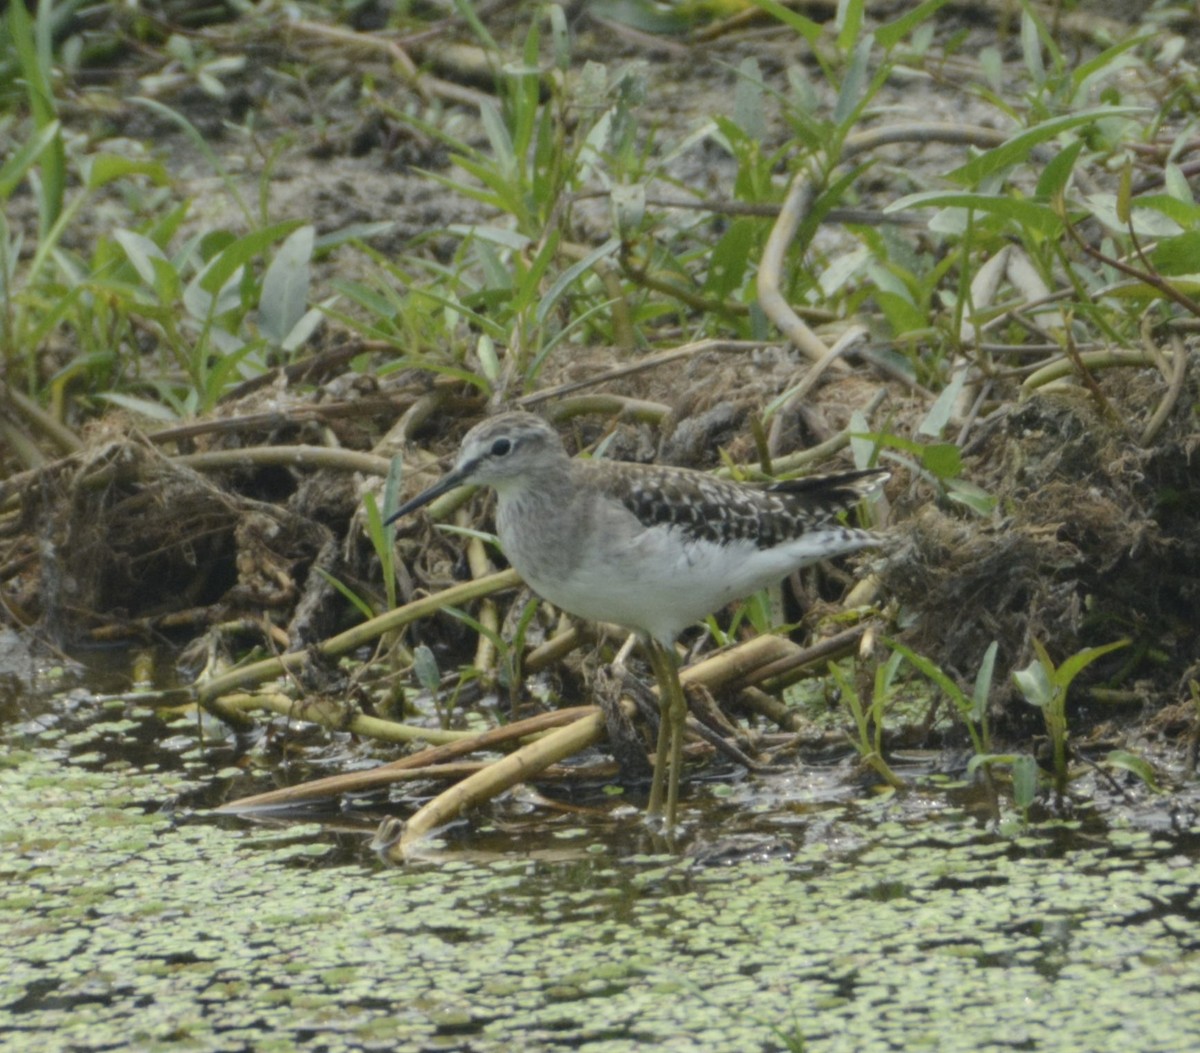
<box><xmin>2</xmin><ymin>707</ymin><xmax>1199</xmax><ymax>1053</ymax></box>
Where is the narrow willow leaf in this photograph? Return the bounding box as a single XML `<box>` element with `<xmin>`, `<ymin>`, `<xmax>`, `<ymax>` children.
<box><xmin>734</xmin><ymin>57</ymin><xmax>766</xmax><ymax>143</ymax></box>
<box><xmin>833</xmin><ymin>34</ymin><xmax>873</xmax><ymax>127</ymax></box>
<box><xmin>972</xmin><ymin>642</ymin><xmax>999</xmax><ymax>723</ymax></box>
<box><xmin>918</xmin><ymin>371</ymin><xmax>966</xmax><ymax>437</ymax></box>
<box><xmin>835</xmin><ymin>0</ymin><xmax>864</xmax><ymax>53</ymax></box>
<box><xmin>260</xmin><ymin>225</ymin><xmax>314</xmax><ymax>346</ymax></box>
<box><xmin>1020</xmin><ymin>8</ymin><xmax>1044</xmax><ymax>85</ymax></box>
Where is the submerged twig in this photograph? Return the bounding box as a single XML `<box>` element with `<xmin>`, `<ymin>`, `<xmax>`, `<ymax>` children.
<box><xmin>218</xmin><ymin>704</ymin><xmax>599</xmax><ymax>811</ymax></box>
<box><xmin>389</xmin><ymin>708</ymin><xmax>609</xmax><ymax>859</ymax></box>
<box><xmin>218</xmin><ymin>691</ymin><xmax>477</xmax><ymax>747</ymax></box>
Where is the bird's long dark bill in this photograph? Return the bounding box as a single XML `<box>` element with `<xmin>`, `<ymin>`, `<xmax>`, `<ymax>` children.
<box><xmin>384</xmin><ymin>469</ymin><xmax>468</xmax><ymax>525</ymax></box>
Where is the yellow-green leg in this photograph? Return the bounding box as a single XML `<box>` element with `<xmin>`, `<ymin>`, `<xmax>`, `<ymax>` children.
<box><xmin>644</xmin><ymin>639</ymin><xmax>687</xmax><ymax>827</ymax></box>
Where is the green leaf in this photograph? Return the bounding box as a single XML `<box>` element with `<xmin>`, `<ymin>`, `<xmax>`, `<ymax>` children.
<box><xmin>85</xmin><ymin>154</ymin><xmax>170</xmax><ymax>190</ymax></box>
<box><xmin>197</xmin><ymin>220</ymin><xmax>305</xmax><ymax>297</ymax></box>
<box><xmin>0</xmin><ymin>120</ymin><xmax>60</xmax><ymax>200</ymax></box>
<box><xmin>971</xmin><ymin>641</ymin><xmax>999</xmax><ymax>723</ymax></box>
<box><xmin>259</xmin><ymin>225</ymin><xmax>314</xmax><ymax>346</ymax></box>
<box><xmin>364</xmin><ymin>490</ymin><xmax>397</xmax><ymax>611</ymax></box>
<box><xmin>413</xmin><ymin>644</ymin><xmax>441</xmax><ymax>695</ymax></box>
<box><xmin>131</xmin><ymin>96</ymin><xmax>253</xmax><ymax>226</ymax></box>
<box><xmin>745</xmin><ymin>0</ymin><xmax>822</xmax><ymax>43</ymax></box>
<box><xmin>920</xmin><ymin>443</ymin><xmax>962</xmax><ymax>479</ymax></box>
<box><xmin>1164</xmin><ymin>163</ymin><xmax>1195</xmax><ymax>206</ymax></box>
<box><xmin>1103</xmin><ymin>749</ymin><xmax>1162</xmax><ymax>793</ymax></box>
<box><xmin>849</xmin><ymin>430</ymin><xmax>924</xmax><ymax>459</ymax></box>
<box><xmin>383</xmin><ymin>455</ymin><xmax>405</xmax><ymax>528</ymax></box>
<box><xmin>734</xmin><ymin>57</ymin><xmax>766</xmax><ymax>143</ymax></box>
<box><xmin>536</xmin><ymin>236</ymin><xmax>620</xmax><ymax>326</ymax></box>
<box><xmin>453</xmin><ymin>0</ymin><xmax>500</xmax><ymax>49</ymax></box>
<box><xmin>847</xmin><ymin>412</ymin><xmax>876</xmax><ymax>470</ymax></box>
<box><xmin>511</xmin><ymin>229</ymin><xmax>561</xmax><ymax>317</ymax></box>
<box><xmin>314</xmin><ymin>567</ymin><xmax>375</xmax><ymax>621</ymax></box>
<box><xmin>967</xmin><ymin>751</ymin><xmax>1013</xmax><ymax>776</ymax></box>
<box><xmin>704</xmin><ymin>219</ymin><xmax>757</xmax><ymax>298</ymax></box>
<box><xmin>1132</xmin><ymin>193</ymin><xmax>1200</xmax><ymax>230</ymax></box>
<box><xmin>875</xmin><ymin>0</ymin><xmax>951</xmax><ymax>49</ymax></box>
<box><xmin>479</xmin><ymin>100</ymin><xmax>517</xmax><ymax>178</ymax></box>
<box><xmin>1052</xmin><ymin>638</ymin><xmax>1128</xmax><ymax>693</ymax></box>
<box><xmin>887</xmin><ymin>191</ymin><xmax>1065</xmax><ymax>237</ymax></box>
<box><xmin>113</xmin><ymin>229</ymin><xmax>170</xmax><ymax>287</ymax></box>
<box><xmin>448</xmin><ymin>224</ymin><xmax>532</xmax><ymax>252</ymax></box>
<box><xmin>313</xmin><ymin>221</ymin><xmax>396</xmax><ymax>251</ymax></box>
<box><xmin>945</xmin><ymin>107</ymin><xmax>1144</xmax><ymax>188</ymax></box>
<box><xmin>944</xmin><ymin>478</ymin><xmax>996</xmax><ymax>516</ymax></box>
<box><xmin>1011</xmin><ymin>753</ymin><xmax>1039</xmax><ymax>809</ymax></box>
<box><xmin>1151</xmin><ymin>232</ymin><xmax>1200</xmax><ymax>276</ymax></box>
<box><xmin>874</xmin><ymin>289</ymin><xmax>927</xmax><ymax>336</ymax></box>
<box><xmin>1070</xmin><ymin>35</ymin><xmax>1150</xmax><ymax>98</ymax></box>
<box><xmin>471</xmin><ymin>238</ymin><xmax>517</xmax><ymax>294</ymax></box>
<box><xmin>835</xmin><ymin>0</ymin><xmax>865</xmax><ymax>53</ymax></box>
<box><xmin>95</xmin><ymin>392</ymin><xmax>181</xmax><ymax>423</ymax></box>
<box><xmin>1147</xmin><ymin>232</ymin><xmax>1200</xmax><ymax>278</ymax></box>
<box><xmin>1013</xmin><ymin>657</ymin><xmax>1053</xmax><ymax>709</ymax></box>
<box><xmin>979</xmin><ymin>47</ymin><xmax>1004</xmax><ymax>93</ymax></box>
<box><xmin>1020</xmin><ymin>8</ymin><xmax>1044</xmax><ymax>85</ymax></box>
<box><xmin>437</xmin><ymin>157</ymin><xmax>512</xmax><ymax>212</ymax></box>
<box><xmin>476</xmin><ymin>333</ymin><xmax>500</xmax><ymax>383</ymax></box>
<box><xmin>8</xmin><ymin>0</ymin><xmax>65</xmax><ymax>230</ymax></box>
<box><xmin>918</xmin><ymin>371</ymin><xmax>965</xmax><ymax>438</ymax></box>
<box><xmin>833</xmin><ymin>33</ymin><xmax>873</xmax><ymax>127</ymax></box>
<box><xmin>1035</xmin><ymin>139</ymin><xmax>1084</xmax><ymax>200</ymax></box>
<box><xmin>885</xmin><ymin>639</ymin><xmax>968</xmax><ymax>714</ymax></box>
<box><xmin>151</xmin><ymin>254</ymin><xmax>182</xmax><ymax>304</ymax></box>
<box><xmin>331</xmin><ymin>278</ymin><xmax>400</xmax><ymax>321</ymax></box>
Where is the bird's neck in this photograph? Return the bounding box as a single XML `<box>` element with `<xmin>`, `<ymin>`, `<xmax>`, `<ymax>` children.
<box><xmin>495</xmin><ymin>465</ymin><xmax>573</xmax><ymax>522</ymax></box>
<box><xmin>493</xmin><ymin>465</ymin><xmax>579</xmax><ymax>577</ymax></box>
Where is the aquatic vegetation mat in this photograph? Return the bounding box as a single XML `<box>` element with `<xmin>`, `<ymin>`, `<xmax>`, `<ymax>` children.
<box><xmin>2</xmin><ymin>0</ymin><xmax>1198</xmax><ymax>837</ymax></box>
<box><xmin>3</xmin><ymin>727</ymin><xmax>1199</xmax><ymax>1053</ymax></box>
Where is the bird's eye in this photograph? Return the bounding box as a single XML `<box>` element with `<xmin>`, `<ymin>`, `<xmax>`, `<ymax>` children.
<box><xmin>491</xmin><ymin>438</ymin><xmax>512</xmax><ymax>457</ymax></box>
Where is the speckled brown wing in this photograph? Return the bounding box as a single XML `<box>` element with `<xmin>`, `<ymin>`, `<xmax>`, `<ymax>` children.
<box><xmin>584</xmin><ymin>461</ymin><xmax>887</xmax><ymax>551</ymax></box>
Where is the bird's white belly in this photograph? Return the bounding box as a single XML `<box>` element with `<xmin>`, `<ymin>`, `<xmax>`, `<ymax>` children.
<box><xmin>514</xmin><ymin>522</ymin><xmax>863</xmax><ymax>645</ymax></box>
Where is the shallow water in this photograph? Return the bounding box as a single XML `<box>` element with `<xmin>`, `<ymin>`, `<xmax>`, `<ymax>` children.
<box><xmin>3</xmin><ymin>672</ymin><xmax>1199</xmax><ymax>1053</ymax></box>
